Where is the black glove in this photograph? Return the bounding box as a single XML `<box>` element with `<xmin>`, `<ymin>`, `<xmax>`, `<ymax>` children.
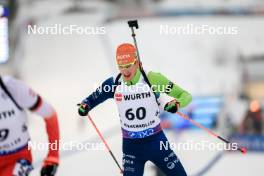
<box><xmin>41</xmin><ymin>164</ymin><xmax>58</xmax><ymax>176</ymax></box>
<box><xmin>164</xmin><ymin>99</ymin><xmax>180</xmax><ymax>113</ymax></box>
<box><xmin>78</xmin><ymin>103</ymin><xmax>90</xmax><ymax>116</ymax></box>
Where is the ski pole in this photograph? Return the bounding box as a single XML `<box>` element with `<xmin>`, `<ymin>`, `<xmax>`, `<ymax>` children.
<box><xmin>127</xmin><ymin>20</ymin><xmax>247</xmax><ymax>155</ymax></box>
<box><xmin>87</xmin><ymin>114</ymin><xmax>123</xmax><ymax>174</ymax></box>
<box><xmin>176</xmin><ymin>111</ymin><xmax>247</xmax><ymax>154</ymax></box>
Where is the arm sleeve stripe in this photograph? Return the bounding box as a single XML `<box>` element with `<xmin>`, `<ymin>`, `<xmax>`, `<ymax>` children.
<box><xmin>29</xmin><ymin>95</ymin><xmax>42</xmax><ymax>111</ymax></box>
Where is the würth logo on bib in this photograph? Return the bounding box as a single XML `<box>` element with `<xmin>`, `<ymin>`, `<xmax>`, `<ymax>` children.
<box><xmin>0</xmin><ymin>110</ymin><xmax>15</xmax><ymax>120</ymax></box>
<box><xmin>124</xmin><ymin>92</ymin><xmax>151</xmax><ymax>101</ymax></box>
<box><xmin>115</xmin><ymin>93</ymin><xmax>123</xmax><ymax>102</ymax></box>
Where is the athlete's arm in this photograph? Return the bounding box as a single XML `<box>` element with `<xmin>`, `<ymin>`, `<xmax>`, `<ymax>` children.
<box><xmin>147</xmin><ymin>71</ymin><xmax>192</xmax><ymax>108</ymax></box>
<box><xmin>3</xmin><ymin>76</ymin><xmax>60</xmax><ymax>166</ymax></box>
<box><xmin>80</xmin><ymin>77</ymin><xmax>115</xmax><ymax>111</ymax></box>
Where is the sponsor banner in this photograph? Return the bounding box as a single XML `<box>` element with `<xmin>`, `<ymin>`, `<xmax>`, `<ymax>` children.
<box><xmin>229</xmin><ymin>134</ymin><xmax>264</xmax><ymax>152</ymax></box>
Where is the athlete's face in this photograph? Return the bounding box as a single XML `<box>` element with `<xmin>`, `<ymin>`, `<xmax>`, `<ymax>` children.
<box><xmin>118</xmin><ymin>60</ymin><xmax>139</xmax><ymax>81</ymax></box>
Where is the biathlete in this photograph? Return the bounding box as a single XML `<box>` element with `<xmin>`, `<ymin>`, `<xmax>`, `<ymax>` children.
<box><xmin>78</xmin><ymin>43</ymin><xmax>192</xmax><ymax>176</ymax></box>
<box><xmin>0</xmin><ymin>75</ymin><xmax>60</xmax><ymax>176</ymax></box>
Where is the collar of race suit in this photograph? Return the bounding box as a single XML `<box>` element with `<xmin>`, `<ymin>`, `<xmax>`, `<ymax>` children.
<box><xmin>123</xmin><ymin>68</ymin><xmax>141</xmax><ymax>86</ymax></box>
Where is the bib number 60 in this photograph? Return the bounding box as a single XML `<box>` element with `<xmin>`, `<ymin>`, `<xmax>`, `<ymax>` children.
<box><xmin>125</xmin><ymin>107</ymin><xmax>146</xmax><ymax>120</ymax></box>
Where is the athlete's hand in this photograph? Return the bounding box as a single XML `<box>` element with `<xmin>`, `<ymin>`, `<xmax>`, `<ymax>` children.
<box><xmin>41</xmin><ymin>164</ymin><xmax>58</xmax><ymax>176</ymax></box>
<box><xmin>78</xmin><ymin>103</ymin><xmax>90</xmax><ymax>116</ymax></box>
<box><xmin>41</xmin><ymin>157</ymin><xmax>59</xmax><ymax>176</ymax></box>
<box><xmin>164</xmin><ymin>99</ymin><xmax>180</xmax><ymax>113</ymax></box>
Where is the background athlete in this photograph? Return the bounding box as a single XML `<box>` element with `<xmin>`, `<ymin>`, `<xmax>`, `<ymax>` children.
<box><xmin>78</xmin><ymin>43</ymin><xmax>192</xmax><ymax>176</ymax></box>
<box><xmin>0</xmin><ymin>75</ymin><xmax>60</xmax><ymax>176</ymax></box>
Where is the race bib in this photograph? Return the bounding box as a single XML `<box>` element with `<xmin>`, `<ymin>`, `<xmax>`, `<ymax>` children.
<box><xmin>115</xmin><ymin>76</ymin><xmax>161</xmax><ymax>138</ymax></box>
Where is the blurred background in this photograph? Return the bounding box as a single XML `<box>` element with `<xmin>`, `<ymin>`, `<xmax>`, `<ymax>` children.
<box><xmin>1</xmin><ymin>0</ymin><xmax>264</xmax><ymax>175</ymax></box>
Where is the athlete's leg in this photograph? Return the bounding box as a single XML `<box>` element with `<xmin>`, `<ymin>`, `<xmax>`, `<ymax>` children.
<box><xmin>0</xmin><ymin>162</ymin><xmax>14</xmax><ymax>176</ymax></box>
<box><xmin>0</xmin><ymin>159</ymin><xmax>33</xmax><ymax>176</ymax></box>
<box><xmin>151</xmin><ymin>149</ymin><xmax>187</xmax><ymax>176</ymax></box>
<box><xmin>148</xmin><ymin>132</ymin><xmax>187</xmax><ymax>176</ymax></box>
<box><xmin>12</xmin><ymin>159</ymin><xmax>34</xmax><ymax>176</ymax></box>
<box><xmin>0</xmin><ymin>147</ymin><xmax>33</xmax><ymax>176</ymax></box>
<box><xmin>123</xmin><ymin>152</ymin><xmax>146</xmax><ymax>176</ymax></box>
<box><xmin>123</xmin><ymin>138</ymin><xmax>148</xmax><ymax>176</ymax></box>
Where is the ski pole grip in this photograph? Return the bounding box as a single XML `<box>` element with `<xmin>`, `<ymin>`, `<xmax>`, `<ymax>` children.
<box><xmin>128</xmin><ymin>20</ymin><xmax>139</xmax><ymax>29</ymax></box>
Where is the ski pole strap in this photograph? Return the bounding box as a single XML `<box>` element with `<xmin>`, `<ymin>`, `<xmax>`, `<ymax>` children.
<box><xmin>140</xmin><ymin>69</ymin><xmax>151</xmax><ymax>88</ymax></box>
<box><xmin>114</xmin><ymin>73</ymin><xmax>122</xmax><ymax>93</ymax></box>
<box><xmin>140</xmin><ymin>69</ymin><xmax>160</xmax><ymax>105</ymax></box>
